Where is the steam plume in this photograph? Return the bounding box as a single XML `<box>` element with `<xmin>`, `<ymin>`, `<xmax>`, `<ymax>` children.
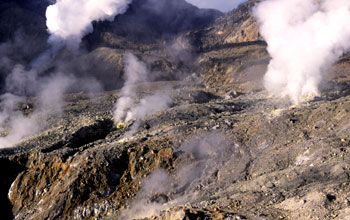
<box><xmin>0</xmin><ymin>65</ymin><xmax>76</xmax><ymax>148</ymax></box>
<box><xmin>46</xmin><ymin>0</ymin><xmax>132</xmax><ymax>48</ymax></box>
<box><xmin>254</xmin><ymin>0</ymin><xmax>350</xmax><ymax>103</ymax></box>
<box><xmin>124</xmin><ymin>91</ymin><xmax>172</xmax><ymax>136</ymax></box>
<box><xmin>113</xmin><ymin>53</ymin><xmax>149</xmax><ymax>123</ymax></box>
<box><xmin>0</xmin><ymin>0</ymin><xmax>121</xmax><ymax>148</ymax></box>
<box><xmin>113</xmin><ymin>53</ymin><xmax>172</xmax><ymax>136</ymax></box>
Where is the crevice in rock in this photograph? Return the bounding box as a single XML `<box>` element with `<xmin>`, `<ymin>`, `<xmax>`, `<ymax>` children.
<box><xmin>326</xmin><ymin>194</ymin><xmax>336</xmax><ymax>202</ymax></box>
<box><xmin>200</xmin><ymin>40</ymin><xmax>267</xmax><ymax>53</ymax></box>
<box><xmin>109</xmin><ymin>150</ymin><xmax>130</xmax><ymax>190</ymax></box>
<box><xmin>66</xmin><ymin>119</ymin><xmax>114</xmax><ymax>149</ymax></box>
<box><xmin>184</xmin><ymin>209</ymin><xmax>209</xmax><ymax>219</ymax></box>
<box><xmin>0</xmin><ymin>158</ymin><xmax>26</xmax><ymax>220</ymax></box>
<box><xmin>192</xmin><ymin>91</ymin><xmax>219</xmax><ymax>104</ymax></box>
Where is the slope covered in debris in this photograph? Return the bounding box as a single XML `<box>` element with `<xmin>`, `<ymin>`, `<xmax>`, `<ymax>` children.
<box><xmin>1</xmin><ymin>0</ymin><xmax>350</xmax><ymax>220</ymax></box>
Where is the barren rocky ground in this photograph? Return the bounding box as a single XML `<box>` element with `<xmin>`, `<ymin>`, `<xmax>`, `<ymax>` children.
<box><xmin>1</xmin><ymin>0</ymin><xmax>350</xmax><ymax>220</ymax></box>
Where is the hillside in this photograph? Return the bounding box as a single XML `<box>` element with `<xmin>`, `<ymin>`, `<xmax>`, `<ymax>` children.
<box><xmin>1</xmin><ymin>0</ymin><xmax>350</xmax><ymax>220</ymax></box>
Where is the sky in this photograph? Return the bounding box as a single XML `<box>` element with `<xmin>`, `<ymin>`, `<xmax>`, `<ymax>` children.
<box><xmin>185</xmin><ymin>0</ymin><xmax>247</xmax><ymax>12</ymax></box>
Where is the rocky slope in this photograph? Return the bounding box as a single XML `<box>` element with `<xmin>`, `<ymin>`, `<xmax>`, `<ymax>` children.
<box><xmin>3</xmin><ymin>76</ymin><xmax>350</xmax><ymax>220</ymax></box>
<box><xmin>1</xmin><ymin>0</ymin><xmax>350</xmax><ymax>220</ymax></box>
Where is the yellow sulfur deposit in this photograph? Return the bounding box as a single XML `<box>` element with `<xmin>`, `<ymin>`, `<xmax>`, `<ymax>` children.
<box><xmin>300</xmin><ymin>93</ymin><xmax>319</xmax><ymax>102</ymax></box>
<box><xmin>116</xmin><ymin>122</ymin><xmax>127</xmax><ymax>129</ymax></box>
<box><xmin>117</xmin><ymin>137</ymin><xmax>129</xmax><ymax>143</ymax></box>
<box><xmin>271</xmin><ymin>108</ymin><xmax>283</xmax><ymax>115</ymax></box>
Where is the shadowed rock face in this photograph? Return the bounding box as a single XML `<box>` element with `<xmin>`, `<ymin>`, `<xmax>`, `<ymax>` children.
<box><xmin>2</xmin><ymin>0</ymin><xmax>350</xmax><ymax>219</ymax></box>
<box><xmin>0</xmin><ymin>0</ymin><xmax>52</xmax><ymax>14</ymax></box>
<box><xmin>84</xmin><ymin>0</ymin><xmax>222</xmax><ymax>47</ymax></box>
<box><xmin>0</xmin><ymin>0</ymin><xmax>49</xmax><ymax>42</ymax></box>
<box><xmin>0</xmin><ymin>158</ymin><xmax>25</xmax><ymax>220</ymax></box>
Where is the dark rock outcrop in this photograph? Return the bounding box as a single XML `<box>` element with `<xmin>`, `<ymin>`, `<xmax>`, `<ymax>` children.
<box><xmin>85</xmin><ymin>0</ymin><xmax>223</xmax><ymax>48</ymax></box>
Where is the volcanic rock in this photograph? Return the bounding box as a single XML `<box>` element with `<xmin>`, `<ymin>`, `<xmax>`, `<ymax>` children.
<box><xmin>1</xmin><ymin>0</ymin><xmax>350</xmax><ymax>220</ymax></box>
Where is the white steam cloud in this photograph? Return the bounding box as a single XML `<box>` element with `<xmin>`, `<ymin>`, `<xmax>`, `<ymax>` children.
<box><xmin>0</xmin><ymin>65</ymin><xmax>76</xmax><ymax>148</ymax></box>
<box><xmin>254</xmin><ymin>0</ymin><xmax>350</xmax><ymax>103</ymax></box>
<box><xmin>124</xmin><ymin>92</ymin><xmax>172</xmax><ymax>137</ymax></box>
<box><xmin>0</xmin><ymin>0</ymin><xmax>132</xmax><ymax>147</ymax></box>
<box><xmin>113</xmin><ymin>53</ymin><xmax>172</xmax><ymax>136</ymax></box>
<box><xmin>114</xmin><ymin>53</ymin><xmax>148</xmax><ymax>123</ymax></box>
<box><xmin>46</xmin><ymin>0</ymin><xmax>132</xmax><ymax>48</ymax></box>
<box><xmin>0</xmin><ymin>38</ymin><xmax>102</xmax><ymax>148</ymax></box>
